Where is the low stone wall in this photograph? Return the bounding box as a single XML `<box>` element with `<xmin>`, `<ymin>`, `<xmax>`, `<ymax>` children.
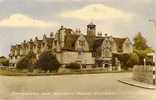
<box><xmin>133</xmin><ymin>65</ymin><xmax>153</xmax><ymax>84</ymax></box>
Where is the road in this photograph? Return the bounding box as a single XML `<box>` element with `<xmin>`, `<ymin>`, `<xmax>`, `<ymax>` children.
<box><xmin>0</xmin><ymin>72</ymin><xmax>155</xmax><ymax>100</ymax></box>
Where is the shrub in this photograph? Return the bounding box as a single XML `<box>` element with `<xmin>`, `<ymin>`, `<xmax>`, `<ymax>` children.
<box><xmin>66</xmin><ymin>63</ymin><xmax>81</xmax><ymax>69</ymax></box>
<box><xmin>126</xmin><ymin>53</ymin><xmax>139</xmax><ymax>68</ymax></box>
<box><xmin>112</xmin><ymin>53</ymin><xmax>139</xmax><ymax>70</ymax></box>
<box><xmin>16</xmin><ymin>51</ymin><xmax>36</xmax><ymax>71</ymax></box>
<box><xmin>36</xmin><ymin>51</ymin><xmax>60</xmax><ymax>72</ymax></box>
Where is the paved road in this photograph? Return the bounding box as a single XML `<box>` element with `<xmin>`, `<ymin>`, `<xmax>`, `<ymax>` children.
<box><xmin>0</xmin><ymin>72</ymin><xmax>155</xmax><ymax>100</ymax></box>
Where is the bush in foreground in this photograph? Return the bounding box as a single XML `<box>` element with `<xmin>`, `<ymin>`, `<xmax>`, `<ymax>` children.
<box><xmin>36</xmin><ymin>51</ymin><xmax>60</xmax><ymax>72</ymax></box>
<box><xmin>16</xmin><ymin>52</ymin><xmax>36</xmax><ymax>71</ymax></box>
<box><xmin>66</xmin><ymin>63</ymin><xmax>81</xmax><ymax>70</ymax></box>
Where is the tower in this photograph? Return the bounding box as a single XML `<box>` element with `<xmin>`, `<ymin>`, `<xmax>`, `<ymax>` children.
<box><xmin>59</xmin><ymin>26</ymin><xmax>66</xmax><ymax>48</ymax></box>
<box><xmin>87</xmin><ymin>22</ymin><xmax>96</xmax><ymax>37</ymax></box>
<box><xmin>50</xmin><ymin>32</ymin><xmax>54</xmax><ymax>38</ymax></box>
<box><xmin>87</xmin><ymin>22</ymin><xmax>96</xmax><ymax>50</ymax></box>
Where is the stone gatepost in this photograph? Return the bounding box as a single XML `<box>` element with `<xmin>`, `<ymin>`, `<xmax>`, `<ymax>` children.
<box><xmin>117</xmin><ymin>63</ymin><xmax>121</xmax><ymax>71</ymax></box>
<box><xmin>80</xmin><ymin>64</ymin><xmax>83</xmax><ymax>69</ymax></box>
<box><xmin>102</xmin><ymin>63</ymin><xmax>105</xmax><ymax>69</ymax></box>
<box><xmin>115</xmin><ymin>58</ymin><xmax>121</xmax><ymax>71</ymax></box>
<box><xmin>109</xmin><ymin>64</ymin><xmax>112</xmax><ymax>71</ymax></box>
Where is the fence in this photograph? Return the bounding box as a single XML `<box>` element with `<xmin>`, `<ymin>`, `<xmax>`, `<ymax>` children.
<box><xmin>133</xmin><ymin>65</ymin><xmax>155</xmax><ymax>85</ymax></box>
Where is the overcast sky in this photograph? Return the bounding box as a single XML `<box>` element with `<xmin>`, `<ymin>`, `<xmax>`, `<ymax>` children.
<box><xmin>0</xmin><ymin>0</ymin><xmax>156</xmax><ymax>57</ymax></box>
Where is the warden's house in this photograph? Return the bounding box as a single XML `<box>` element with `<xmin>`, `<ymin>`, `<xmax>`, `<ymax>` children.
<box><xmin>9</xmin><ymin>23</ymin><xmax>133</xmax><ymax>70</ymax></box>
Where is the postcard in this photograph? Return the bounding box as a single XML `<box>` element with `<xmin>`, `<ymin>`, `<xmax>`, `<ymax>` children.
<box><xmin>0</xmin><ymin>0</ymin><xmax>156</xmax><ymax>100</ymax></box>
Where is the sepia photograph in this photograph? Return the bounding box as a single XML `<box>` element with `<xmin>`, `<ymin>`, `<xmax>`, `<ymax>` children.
<box><xmin>0</xmin><ymin>0</ymin><xmax>156</xmax><ymax>100</ymax></box>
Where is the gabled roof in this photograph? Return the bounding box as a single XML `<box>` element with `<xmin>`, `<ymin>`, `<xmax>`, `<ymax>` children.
<box><xmin>63</xmin><ymin>34</ymin><xmax>79</xmax><ymax>50</ymax></box>
<box><xmin>93</xmin><ymin>39</ymin><xmax>104</xmax><ymax>51</ymax></box>
<box><xmin>11</xmin><ymin>45</ymin><xmax>16</xmax><ymax>50</ymax></box>
<box><xmin>113</xmin><ymin>37</ymin><xmax>128</xmax><ymax>52</ymax></box>
<box><xmin>113</xmin><ymin>37</ymin><xmax>127</xmax><ymax>48</ymax></box>
<box><xmin>45</xmin><ymin>38</ymin><xmax>54</xmax><ymax>43</ymax></box>
<box><xmin>21</xmin><ymin>41</ymin><xmax>28</xmax><ymax>48</ymax></box>
<box><xmin>93</xmin><ymin>36</ymin><xmax>128</xmax><ymax>52</ymax></box>
<box><xmin>16</xmin><ymin>44</ymin><xmax>22</xmax><ymax>49</ymax></box>
<box><xmin>57</xmin><ymin>27</ymin><xmax>80</xmax><ymax>50</ymax></box>
<box><xmin>34</xmin><ymin>39</ymin><xmax>43</xmax><ymax>45</ymax></box>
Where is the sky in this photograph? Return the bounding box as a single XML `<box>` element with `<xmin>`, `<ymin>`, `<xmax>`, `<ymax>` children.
<box><xmin>0</xmin><ymin>0</ymin><xmax>156</xmax><ymax>57</ymax></box>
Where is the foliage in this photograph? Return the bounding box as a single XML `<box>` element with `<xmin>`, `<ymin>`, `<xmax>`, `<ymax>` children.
<box><xmin>112</xmin><ymin>54</ymin><xmax>129</xmax><ymax>70</ymax></box>
<box><xmin>36</xmin><ymin>51</ymin><xmax>60</xmax><ymax>72</ymax></box>
<box><xmin>16</xmin><ymin>52</ymin><xmax>36</xmax><ymax>71</ymax></box>
<box><xmin>112</xmin><ymin>53</ymin><xmax>139</xmax><ymax>70</ymax></box>
<box><xmin>66</xmin><ymin>63</ymin><xmax>81</xmax><ymax>69</ymax></box>
<box><xmin>133</xmin><ymin>32</ymin><xmax>154</xmax><ymax>65</ymax></box>
<box><xmin>126</xmin><ymin>53</ymin><xmax>139</xmax><ymax>68</ymax></box>
<box><xmin>133</xmin><ymin>32</ymin><xmax>149</xmax><ymax>50</ymax></box>
<box><xmin>0</xmin><ymin>56</ymin><xmax>9</xmax><ymax>66</ymax></box>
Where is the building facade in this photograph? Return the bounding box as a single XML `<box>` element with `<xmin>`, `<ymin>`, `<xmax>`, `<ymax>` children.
<box><xmin>9</xmin><ymin>23</ymin><xmax>133</xmax><ymax>69</ymax></box>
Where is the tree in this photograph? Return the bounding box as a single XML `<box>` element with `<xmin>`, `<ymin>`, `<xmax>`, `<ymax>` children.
<box><xmin>126</xmin><ymin>53</ymin><xmax>139</xmax><ymax>68</ymax></box>
<box><xmin>112</xmin><ymin>53</ymin><xmax>139</xmax><ymax>70</ymax></box>
<box><xmin>36</xmin><ymin>51</ymin><xmax>60</xmax><ymax>72</ymax></box>
<box><xmin>16</xmin><ymin>51</ymin><xmax>36</xmax><ymax>71</ymax></box>
<box><xmin>0</xmin><ymin>56</ymin><xmax>9</xmax><ymax>66</ymax></box>
<box><xmin>133</xmin><ymin>32</ymin><xmax>153</xmax><ymax>65</ymax></box>
<box><xmin>133</xmin><ymin>32</ymin><xmax>149</xmax><ymax>50</ymax></box>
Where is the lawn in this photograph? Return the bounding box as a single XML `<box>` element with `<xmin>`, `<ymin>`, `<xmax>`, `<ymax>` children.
<box><xmin>0</xmin><ymin>68</ymin><xmax>131</xmax><ymax>76</ymax></box>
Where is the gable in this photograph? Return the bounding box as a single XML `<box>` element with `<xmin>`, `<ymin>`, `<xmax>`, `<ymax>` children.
<box><xmin>75</xmin><ymin>35</ymin><xmax>89</xmax><ymax>51</ymax></box>
<box><xmin>112</xmin><ymin>37</ymin><xmax>127</xmax><ymax>52</ymax></box>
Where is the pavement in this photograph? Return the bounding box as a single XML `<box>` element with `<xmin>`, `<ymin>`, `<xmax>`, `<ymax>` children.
<box><xmin>119</xmin><ymin>78</ymin><xmax>156</xmax><ymax>90</ymax></box>
<box><xmin>0</xmin><ymin>72</ymin><xmax>156</xmax><ymax>100</ymax></box>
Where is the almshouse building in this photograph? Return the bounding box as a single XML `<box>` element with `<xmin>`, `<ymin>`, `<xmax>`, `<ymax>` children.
<box><xmin>9</xmin><ymin>23</ymin><xmax>133</xmax><ymax>70</ymax></box>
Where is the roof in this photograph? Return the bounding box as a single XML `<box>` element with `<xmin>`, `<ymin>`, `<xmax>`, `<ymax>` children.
<box><xmin>87</xmin><ymin>22</ymin><xmax>96</xmax><ymax>26</ymax></box>
<box><xmin>63</xmin><ymin>34</ymin><xmax>79</xmax><ymax>50</ymax></box>
<box><xmin>113</xmin><ymin>37</ymin><xmax>127</xmax><ymax>48</ymax></box>
<box><xmin>57</xmin><ymin>27</ymin><xmax>80</xmax><ymax>50</ymax></box>
<box><xmin>113</xmin><ymin>37</ymin><xmax>128</xmax><ymax>52</ymax></box>
<box><xmin>93</xmin><ymin>37</ymin><xmax>128</xmax><ymax>52</ymax></box>
<box><xmin>11</xmin><ymin>45</ymin><xmax>16</xmax><ymax>50</ymax></box>
<box><xmin>16</xmin><ymin>44</ymin><xmax>22</xmax><ymax>49</ymax></box>
<box><xmin>34</xmin><ymin>39</ymin><xmax>43</xmax><ymax>45</ymax></box>
<box><xmin>93</xmin><ymin>39</ymin><xmax>104</xmax><ymax>51</ymax></box>
<box><xmin>43</xmin><ymin>37</ymin><xmax>54</xmax><ymax>44</ymax></box>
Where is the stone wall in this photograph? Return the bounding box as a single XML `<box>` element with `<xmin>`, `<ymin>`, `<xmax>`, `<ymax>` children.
<box><xmin>56</xmin><ymin>51</ymin><xmax>95</xmax><ymax>65</ymax></box>
<box><xmin>133</xmin><ymin>65</ymin><xmax>153</xmax><ymax>84</ymax></box>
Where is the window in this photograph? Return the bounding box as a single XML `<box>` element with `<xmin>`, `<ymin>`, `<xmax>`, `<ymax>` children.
<box><xmin>54</xmin><ymin>40</ymin><xmax>57</xmax><ymax>46</ymax></box>
<box><xmin>15</xmin><ymin>56</ymin><xmax>17</xmax><ymax>59</ymax></box>
<box><xmin>78</xmin><ymin>48</ymin><xmax>84</xmax><ymax>55</ymax></box>
<box><xmin>79</xmin><ymin>40</ymin><xmax>85</xmax><ymax>46</ymax></box>
<box><xmin>118</xmin><ymin>45</ymin><xmax>123</xmax><ymax>52</ymax></box>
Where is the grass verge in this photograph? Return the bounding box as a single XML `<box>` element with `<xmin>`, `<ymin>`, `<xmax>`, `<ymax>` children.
<box><xmin>0</xmin><ymin>69</ymin><xmax>132</xmax><ymax>76</ymax></box>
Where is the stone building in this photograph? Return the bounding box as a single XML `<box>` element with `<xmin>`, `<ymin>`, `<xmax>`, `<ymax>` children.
<box><xmin>9</xmin><ymin>23</ymin><xmax>133</xmax><ymax>70</ymax></box>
